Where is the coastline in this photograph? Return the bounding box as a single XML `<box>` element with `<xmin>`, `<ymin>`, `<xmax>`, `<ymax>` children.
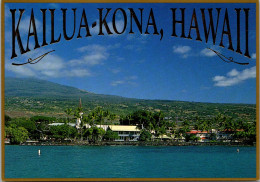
<box><xmin>9</xmin><ymin>141</ymin><xmax>256</xmax><ymax>147</ymax></box>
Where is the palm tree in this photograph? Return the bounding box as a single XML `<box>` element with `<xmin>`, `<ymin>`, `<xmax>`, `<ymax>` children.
<box><xmin>215</xmin><ymin>113</ymin><xmax>226</xmax><ymax>131</ymax></box>
<box><xmin>98</xmin><ymin>108</ymin><xmax>104</xmax><ymax>128</ymax></box>
<box><xmin>126</xmin><ymin>115</ymin><xmax>133</xmax><ymax>125</ymax></box>
<box><xmin>79</xmin><ymin>116</ymin><xmax>85</xmax><ymax>141</ymax></box>
<box><xmin>223</xmin><ymin>117</ymin><xmax>236</xmax><ymax>131</ymax></box>
<box><xmin>177</xmin><ymin>120</ymin><xmax>191</xmax><ymax>141</ymax></box>
<box><xmin>64</xmin><ymin>108</ymin><xmax>73</xmax><ymax>140</ymax></box>
<box><xmin>175</xmin><ymin>128</ymin><xmax>186</xmax><ymax>142</ymax></box>
<box><xmin>182</xmin><ymin>119</ymin><xmax>190</xmax><ymax>128</ymax></box>
<box><xmin>74</xmin><ymin>109</ymin><xmax>85</xmax><ymax>141</ymax></box>
<box><xmin>65</xmin><ymin>108</ymin><xmax>72</xmax><ymax>124</ymax></box>
<box><xmin>90</xmin><ymin>115</ymin><xmax>96</xmax><ymax>126</ymax></box>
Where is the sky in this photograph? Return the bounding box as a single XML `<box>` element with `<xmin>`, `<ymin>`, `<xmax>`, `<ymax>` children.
<box><xmin>4</xmin><ymin>3</ymin><xmax>257</xmax><ymax>104</ymax></box>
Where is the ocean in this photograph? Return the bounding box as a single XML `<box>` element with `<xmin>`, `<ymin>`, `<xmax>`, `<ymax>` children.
<box><xmin>4</xmin><ymin>145</ymin><xmax>256</xmax><ymax>179</ymax></box>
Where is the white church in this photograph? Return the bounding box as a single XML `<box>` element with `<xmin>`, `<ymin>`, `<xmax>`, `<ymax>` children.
<box><xmin>48</xmin><ymin>98</ymin><xmax>83</xmax><ymax>128</ymax></box>
<box><xmin>75</xmin><ymin>98</ymin><xmax>83</xmax><ymax>129</ymax></box>
<box><xmin>48</xmin><ymin>98</ymin><xmax>141</xmax><ymax>141</ymax></box>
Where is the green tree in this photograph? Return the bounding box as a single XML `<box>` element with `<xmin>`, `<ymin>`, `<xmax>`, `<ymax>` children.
<box><xmin>215</xmin><ymin>113</ymin><xmax>228</xmax><ymax>130</ymax></box>
<box><xmin>65</xmin><ymin>108</ymin><xmax>73</xmax><ymax>124</ymax></box>
<box><xmin>139</xmin><ymin>129</ymin><xmax>152</xmax><ymax>141</ymax></box>
<box><xmin>8</xmin><ymin>118</ymin><xmax>37</xmax><ymax>139</ymax></box>
<box><xmin>103</xmin><ymin>129</ymin><xmax>119</xmax><ymax>141</ymax></box>
<box><xmin>6</xmin><ymin>125</ymin><xmax>29</xmax><ymax>144</ymax></box>
<box><xmin>18</xmin><ymin>120</ymin><xmax>36</xmax><ymax>134</ymax></box>
<box><xmin>5</xmin><ymin>114</ymin><xmax>12</xmax><ymax>126</ymax></box>
<box><xmin>92</xmin><ymin>127</ymin><xmax>106</xmax><ymax>142</ymax></box>
<box><xmin>233</xmin><ymin>120</ymin><xmax>256</xmax><ymax>144</ymax></box>
<box><xmin>177</xmin><ymin>124</ymin><xmax>190</xmax><ymax>141</ymax></box>
<box><xmin>84</xmin><ymin>128</ymin><xmax>94</xmax><ymax>141</ymax></box>
<box><xmin>64</xmin><ymin>108</ymin><xmax>73</xmax><ymax>140</ymax></box>
<box><xmin>93</xmin><ymin>107</ymin><xmax>105</xmax><ymax>126</ymax></box>
<box><xmin>30</xmin><ymin>116</ymin><xmax>56</xmax><ymax>123</ymax></box>
<box><xmin>186</xmin><ymin>134</ymin><xmax>199</xmax><ymax>142</ymax></box>
<box><xmin>49</xmin><ymin>125</ymin><xmax>76</xmax><ymax>140</ymax></box>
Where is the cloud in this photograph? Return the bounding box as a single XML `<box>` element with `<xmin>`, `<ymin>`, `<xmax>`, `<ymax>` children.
<box><xmin>70</xmin><ymin>44</ymin><xmax>121</xmax><ymax>66</ymax></box>
<box><xmin>173</xmin><ymin>46</ymin><xmax>191</xmax><ymax>54</ymax></box>
<box><xmin>251</xmin><ymin>53</ymin><xmax>256</xmax><ymax>59</ymax></box>
<box><xmin>69</xmin><ymin>53</ymin><xmax>107</xmax><ymax>66</ymax></box>
<box><xmin>64</xmin><ymin>69</ymin><xmax>91</xmax><ymax>77</ymax></box>
<box><xmin>200</xmin><ymin>45</ymin><xmax>223</xmax><ymax>57</ymax></box>
<box><xmin>126</xmin><ymin>76</ymin><xmax>138</xmax><ymax>80</ymax></box>
<box><xmin>5</xmin><ymin>13</ymin><xmax>43</xmax><ymax>48</ymax></box>
<box><xmin>213</xmin><ymin>76</ymin><xmax>226</xmax><ymax>82</ymax></box>
<box><xmin>213</xmin><ymin>66</ymin><xmax>256</xmax><ymax>87</ymax></box>
<box><xmin>18</xmin><ymin>16</ymin><xmax>42</xmax><ymax>35</ymax></box>
<box><xmin>111</xmin><ymin>75</ymin><xmax>138</xmax><ymax>86</ymax></box>
<box><xmin>173</xmin><ymin>46</ymin><xmax>191</xmax><ymax>58</ymax></box>
<box><xmin>227</xmin><ymin>69</ymin><xmax>239</xmax><ymax>77</ymax></box>
<box><xmin>126</xmin><ymin>34</ymin><xmax>148</xmax><ymax>44</ymax></box>
<box><xmin>111</xmin><ymin>80</ymin><xmax>125</xmax><ymax>86</ymax></box>
<box><xmin>200</xmin><ymin>48</ymin><xmax>217</xmax><ymax>57</ymax></box>
<box><xmin>6</xmin><ymin>48</ymin><xmax>91</xmax><ymax>78</ymax></box>
<box><xmin>172</xmin><ymin>46</ymin><xmax>221</xmax><ymax>59</ymax></box>
<box><xmin>6</xmin><ymin>65</ymin><xmax>36</xmax><ymax>77</ymax></box>
<box><xmin>6</xmin><ymin>44</ymin><xmax>118</xmax><ymax>78</ymax></box>
<box><xmin>77</xmin><ymin>44</ymin><xmax>107</xmax><ymax>53</ymax></box>
<box><xmin>109</xmin><ymin>68</ymin><xmax>121</xmax><ymax>74</ymax></box>
<box><xmin>70</xmin><ymin>44</ymin><xmax>109</xmax><ymax>66</ymax></box>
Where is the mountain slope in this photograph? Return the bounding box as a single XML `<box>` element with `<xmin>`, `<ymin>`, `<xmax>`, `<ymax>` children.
<box><xmin>4</xmin><ymin>77</ymin><xmax>256</xmax><ymax>121</ymax></box>
<box><xmin>5</xmin><ymin>77</ymin><xmax>90</xmax><ymax>97</ymax></box>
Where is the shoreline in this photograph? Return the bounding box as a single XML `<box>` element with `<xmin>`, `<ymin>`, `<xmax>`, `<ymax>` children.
<box><xmin>6</xmin><ymin>141</ymin><xmax>255</xmax><ymax>147</ymax></box>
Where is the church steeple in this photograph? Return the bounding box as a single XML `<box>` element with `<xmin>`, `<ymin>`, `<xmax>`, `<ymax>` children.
<box><xmin>79</xmin><ymin>98</ymin><xmax>82</xmax><ymax>108</ymax></box>
<box><xmin>76</xmin><ymin>98</ymin><xmax>83</xmax><ymax>129</ymax></box>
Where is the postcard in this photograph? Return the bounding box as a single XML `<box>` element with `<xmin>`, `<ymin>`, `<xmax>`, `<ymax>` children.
<box><xmin>1</xmin><ymin>0</ymin><xmax>259</xmax><ymax>181</ymax></box>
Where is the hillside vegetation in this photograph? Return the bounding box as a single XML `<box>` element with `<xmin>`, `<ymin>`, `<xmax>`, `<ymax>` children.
<box><xmin>5</xmin><ymin>77</ymin><xmax>256</xmax><ymax>121</ymax></box>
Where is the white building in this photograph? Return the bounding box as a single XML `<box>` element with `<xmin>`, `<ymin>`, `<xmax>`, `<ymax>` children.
<box><xmin>84</xmin><ymin>124</ymin><xmax>141</xmax><ymax>141</ymax></box>
<box><xmin>85</xmin><ymin>124</ymin><xmax>110</xmax><ymax>131</ymax></box>
<box><xmin>108</xmin><ymin>125</ymin><xmax>141</xmax><ymax>141</ymax></box>
<box><xmin>186</xmin><ymin>130</ymin><xmax>211</xmax><ymax>142</ymax></box>
<box><xmin>76</xmin><ymin>98</ymin><xmax>83</xmax><ymax>129</ymax></box>
<box><xmin>215</xmin><ymin>129</ymin><xmax>243</xmax><ymax>142</ymax></box>
<box><xmin>48</xmin><ymin>123</ymin><xmax>76</xmax><ymax>127</ymax></box>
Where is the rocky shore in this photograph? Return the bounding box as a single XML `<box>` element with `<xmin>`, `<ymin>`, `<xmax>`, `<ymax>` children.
<box><xmin>17</xmin><ymin>140</ymin><xmax>255</xmax><ymax>146</ymax></box>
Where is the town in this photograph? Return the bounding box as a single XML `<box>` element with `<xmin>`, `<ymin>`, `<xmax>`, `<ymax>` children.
<box><xmin>4</xmin><ymin>99</ymin><xmax>256</xmax><ymax>146</ymax></box>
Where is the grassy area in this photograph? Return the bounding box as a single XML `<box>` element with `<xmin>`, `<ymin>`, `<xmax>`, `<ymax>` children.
<box><xmin>5</xmin><ymin>77</ymin><xmax>256</xmax><ymax>121</ymax></box>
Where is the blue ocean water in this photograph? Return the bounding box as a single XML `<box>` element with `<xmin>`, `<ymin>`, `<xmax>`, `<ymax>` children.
<box><xmin>4</xmin><ymin>145</ymin><xmax>256</xmax><ymax>179</ymax></box>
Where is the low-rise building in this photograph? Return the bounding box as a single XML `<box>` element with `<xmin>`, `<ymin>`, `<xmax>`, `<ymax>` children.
<box><xmin>108</xmin><ymin>125</ymin><xmax>141</xmax><ymax>141</ymax></box>
<box><xmin>216</xmin><ymin>129</ymin><xmax>243</xmax><ymax>142</ymax></box>
<box><xmin>85</xmin><ymin>124</ymin><xmax>110</xmax><ymax>131</ymax></box>
<box><xmin>186</xmin><ymin>129</ymin><xmax>243</xmax><ymax>142</ymax></box>
<box><xmin>186</xmin><ymin>130</ymin><xmax>211</xmax><ymax>142</ymax></box>
<box><xmin>48</xmin><ymin>123</ymin><xmax>76</xmax><ymax>127</ymax></box>
<box><xmin>84</xmin><ymin>124</ymin><xmax>141</xmax><ymax>141</ymax></box>
<box><xmin>4</xmin><ymin>138</ymin><xmax>10</xmax><ymax>144</ymax></box>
